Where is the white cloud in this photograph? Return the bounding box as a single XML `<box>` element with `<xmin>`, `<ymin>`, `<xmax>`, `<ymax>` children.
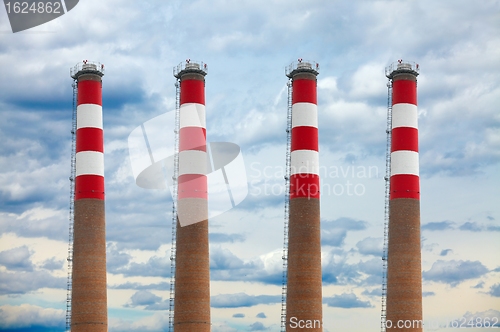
<box><xmin>109</xmin><ymin>311</ymin><xmax>169</xmax><ymax>332</ymax></box>
<box><xmin>423</xmin><ymin>260</ymin><xmax>489</xmax><ymax>286</ymax></box>
<box><xmin>0</xmin><ymin>207</ymin><xmax>67</xmax><ymax>241</ymax></box>
<box><xmin>324</xmin><ymin>293</ymin><xmax>372</xmax><ymax>308</ymax></box>
<box><xmin>0</xmin><ymin>269</ymin><xmax>65</xmax><ymax>295</ymax></box>
<box><xmin>348</xmin><ymin>62</ymin><xmax>387</xmax><ymax>99</ymax></box>
<box><xmin>355</xmin><ymin>237</ymin><xmax>382</xmax><ymax>256</ymax></box>
<box><xmin>0</xmin><ymin>245</ymin><xmax>34</xmax><ymax>271</ymax></box>
<box><xmin>0</xmin><ymin>304</ymin><xmax>64</xmax><ymax>329</ymax></box>
<box><xmin>212</xmin><ymin>322</ymin><xmax>238</xmax><ymax>332</ymax></box>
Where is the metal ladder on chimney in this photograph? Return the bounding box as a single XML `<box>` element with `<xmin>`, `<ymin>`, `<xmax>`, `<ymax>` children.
<box><xmin>169</xmin><ymin>80</ymin><xmax>181</xmax><ymax>332</ymax></box>
<box><xmin>381</xmin><ymin>80</ymin><xmax>392</xmax><ymax>332</ymax></box>
<box><xmin>281</xmin><ymin>80</ymin><xmax>293</xmax><ymax>332</ymax></box>
<box><xmin>66</xmin><ymin>80</ymin><xmax>77</xmax><ymax>332</ymax></box>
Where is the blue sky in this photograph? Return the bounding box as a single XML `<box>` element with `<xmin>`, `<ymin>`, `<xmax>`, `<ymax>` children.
<box><xmin>1</xmin><ymin>0</ymin><xmax>499</xmax><ymax>331</ymax></box>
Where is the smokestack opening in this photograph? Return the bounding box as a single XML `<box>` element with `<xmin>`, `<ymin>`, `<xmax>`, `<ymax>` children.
<box><xmin>82</xmin><ymin>63</ymin><xmax>97</xmax><ymax>71</ymax></box>
<box><xmin>186</xmin><ymin>62</ymin><xmax>200</xmax><ymax>70</ymax></box>
<box><xmin>297</xmin><ymin>61</ymin><xmax>312</xmax><ymax>70</ymax></box>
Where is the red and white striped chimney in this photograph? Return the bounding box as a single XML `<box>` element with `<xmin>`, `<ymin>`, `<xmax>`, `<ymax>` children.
<box><xmin>290</xmin><ymin>72</ymin><xmax>320</xmax><ymax>200</ymax></box>
<box><xmin>285</xmin><ymin>59</ymin><xmax>323</xmax><ymax>331</ymax></box>
<box><xmin>386</xmin><ymin>60</ymin><xmax>422</xmax><ymax>332</ymax></box>
<box><xmin>173</xmin><ymin>60</ymin><xmax>211</xmax><ymax>332</ymax></box>
<box><xmin>75</xmin><ymin>71</ymin><xmax>105</xmax><ymax>201</ymax></box>
<box><xmin>177</xmin><ymin>61</ymin><xmax>208</xmax><ymax>227</ymax></box>
<box><xmin>70</xmin><ymin>60</ymin><xmax>107</xmax><ymax>332</ymax></box>
<box><xmin>390</xmin><ymin>64</ymin><xmax>419</xmax><ymax>201</ymax></box>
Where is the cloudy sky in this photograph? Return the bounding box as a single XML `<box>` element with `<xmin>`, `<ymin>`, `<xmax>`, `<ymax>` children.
<box><xmin>1</xmin><ymin>0</ymin><xmax>499</xmax><ymax>331</ymax></box>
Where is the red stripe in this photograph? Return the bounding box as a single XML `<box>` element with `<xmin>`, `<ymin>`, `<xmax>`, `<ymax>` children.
<box><xmin>391</xmin><ymin>127</ymin><xmax>418</xmax><ymax>153</ymax></box>
<box><xmin>292</xmin><ymin>79</ymin><xmax>317</xmax><ymax>104</ymax></box>
<box><xmin>392</xmin><ymin>80</ymin><xmax>417</xmax><ymax>105</ymax></box>
<box><xmin>76</xmin><ymin>128</ymin><xmax>104</xmax><ymax>153</ymax></box>
<box><xmin>290</xmin><ymin>174</ymin><xmax>320</xmax><ymax>199</ymax></box>
<box><xmin>180</xmin><ymin>79</ymin><xmax>205</xmax><ymax>105</ymax></box>
<box><xmin>77</xmin><ymin>80</ymin><xmax>102</xmax><ymax>106</ymax></box>
<box><xmin>179</xmin><ymin>127</ymin><xmax>206</xmax><ymax>152</ymax></box>
<box><xmin>291</xmin><ymin>126</ymin><xmax>318</xmax><ymax>152</ymax></box>
<box><xmin>75</xmin><ymin>175</ymin><xmax>105</xmax><ymax>200</ymax></box>
<box><xmin>390</xmin><ymin>174</ymin><xmax>420</xmax><ymax>200</ymax></box>
<box><xmin>178</xmin><ymin>174</ymin><xmax>207</xmax><ymax>199</ymax></box>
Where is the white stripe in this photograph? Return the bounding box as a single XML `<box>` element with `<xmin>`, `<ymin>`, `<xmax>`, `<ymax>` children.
<box><xmin>77</xmin><ymin>104</ymin><xmax>103</xmax><ymax>129</ymax></box>
<box><xmin>292</xmin><ymin>103</ymin><xmax>318</xmax><ymax>128</ymax></box>
<box><xmin>177</xmin><ymin>198</ymin><xmax>208</xmax><ymax>227</ymax></box>
<box><xmin>290</xmin><ymin>150</ymin><xmax>319</xmax><ymax>175</ymax></box>
<box><xmin>391</xmin><ymin>150</ymin><xmax>419</xmax><ymax>176</ymax></box>
<box><xmin>180</xmin><ymin>103</ymin><xmax>206</xmax><ymax>129</ymax></box>
<box><xmin>392</xmin><ymin>103</ymin><xmax>418</xmax><ymax>129</ymax></box>
<box><xmin>76</xmin><ymin>151</ymin><xmax>104</xmax><ymax>176</ymax></box>
<box><xmin>179</xmin><ymin>150</ymin><xmax>207</xmax><ymax>175</ymax></box>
